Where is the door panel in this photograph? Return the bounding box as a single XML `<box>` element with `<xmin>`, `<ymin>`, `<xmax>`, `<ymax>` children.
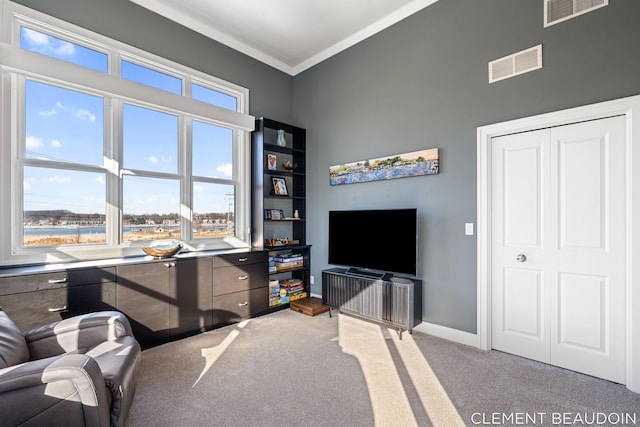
<box><xmin>491</xmin><ymin>129</ymin><xmax>550</xmax><ymax>363</ymax></box>
<box><xmin>549</xmin><ymin>117</ymin><xmax>626</xmax><ymax>383</ymax></box>
<box><xmin>557</xmin><ymin>132</ymin><xmax>607</xmax><ymax>250</ymax></box>
<box><xmin>492</xmin><ymin>116</ymin><xmax>626</xmax><ymax>384</ymax></box>
<box><xmin>503</xmin><ymin>143</ymin><xmax>545</xmax><ymax>248</ymax></box>
<box><xmin>557</xmin><ymin>273</ymin><xmax>606</xmax><ymax>351</ymax></box>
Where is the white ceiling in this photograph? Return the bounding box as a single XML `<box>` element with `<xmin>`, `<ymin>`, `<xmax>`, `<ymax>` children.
<box><xmin>129</xmin><ymin>0</ymin><xmax>440</xmax><ymax>75</ymax></box>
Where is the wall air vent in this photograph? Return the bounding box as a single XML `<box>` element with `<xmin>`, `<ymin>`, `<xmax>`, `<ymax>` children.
<box><xmin>544</xmin><ymin>0</ymin><xmax>608</xmax><ymax>27</ymax></box>
<box><xmin>488</xmin><ymin>45</ymin><xmax>542</xmax><ymax>84</ymax></box>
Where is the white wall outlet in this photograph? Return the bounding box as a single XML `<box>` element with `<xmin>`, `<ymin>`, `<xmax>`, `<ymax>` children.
<box><xmin>310</xmin><ymin>275</ymin><xmax>315</xmax><ymax>285</ymax></box>
<box><xmin>465</xmin><ymin>223</ymin><xmax>474</xmax><ymax>236</ymax></box>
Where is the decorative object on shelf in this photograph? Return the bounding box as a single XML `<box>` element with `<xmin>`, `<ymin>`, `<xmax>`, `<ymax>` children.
<box><xmin>277</xmin><ymin>129</ymin><xmax>286</xmax><ymax>147</ymax></box>
<box><xmin>282</xmin><ymin>160</ymin><xmax>297</xmax><ymax>170</ymax></box>
<box><xmin>267</xmin><ymin>153</ymin><xmax>278</xmax><ymax>170</ymax></box>
<box><xmin>141</xmin><ymin>239</ymin><xmax>182</xmax><ymax>258</ymax></box>
<box><xmin>271</xmin><ymin>177</ymin><xmax>288</xmax><ymax>196</ymax></box>
<box><xmin>294</xmin><ymin>209</ymin><xmax>299</xmax><ymax>219</ymax></box>
<box><xmin>265</xmin><ymin>237</ymin><xmax>289</xmax><ymax>247</ymax></box>
<box><xmin>329</xmin><ymin>147</ymin><xmax>439</xmax><ymax>186</ymax></box>
<box><xmin>264</xmin><ymin>209</ymin><xmax>271</xmax><ymax>219</ymax></box>
<box><xmin>270</xmin><ymin>209</ymin><xmax>284</xmax><ymax>220</ymax></box>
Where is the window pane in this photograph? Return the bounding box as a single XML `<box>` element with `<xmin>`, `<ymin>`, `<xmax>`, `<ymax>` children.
<box><xmin>25</xmin><ymin>80</ymin><xmax>104</xmax><ymax>165</ymax></box>
<box><xmin>123</xmin><ymin>176</ymin><xmax>180</xmax><ymax>241</ymax></box>
<box><xmin>123</xmin><ymin>104</ymin><xmax>178</xmax><ymax>173</ymax></box>
<box><xmin>193</xmin><ymin>182</ymin><xmax>234</xmax><ymax>239</ymax></box>
<box><xmin>23</xmin><ymin>167</ymin><xmax>106</xmax><ymax>247</ymax></box>
<box><xmin>20</xmin><ymin>26</ymin><xmax>108</xmax><ymax>73</ymax></box>
<box><xmin>192</xmin><ymin>120</ymin><xmax>233</xmax><ymax>178</ymax></box>
<box><xmin>192</xmin><ymin>83</ymin><xmax>237</xmax><ymax>111</ymax></box>
<box><xmin>122</xmin><ymin>60</ymin><xmax>182</xmax><ymax>95</ymax></box>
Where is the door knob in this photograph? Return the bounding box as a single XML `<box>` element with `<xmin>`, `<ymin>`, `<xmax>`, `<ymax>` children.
<box><xmin>516</xmin><ymin>254</ymin><xmax>527</xmax><ymax>262</ymax></box>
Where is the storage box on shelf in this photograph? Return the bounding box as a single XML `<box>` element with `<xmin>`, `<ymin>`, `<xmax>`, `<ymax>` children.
<box><xmin>252</xmin><ymin>117</ymin><xmax>311</xmax><ymax>309</ymax></box>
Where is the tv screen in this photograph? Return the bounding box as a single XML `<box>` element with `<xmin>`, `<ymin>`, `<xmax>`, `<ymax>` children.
<box><xmin>328</xmin><ymin>208</ymin><xmax>417</xmax><ymax>277</ymax></box>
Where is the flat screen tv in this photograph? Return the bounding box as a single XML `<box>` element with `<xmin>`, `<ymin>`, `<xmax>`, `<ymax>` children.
<box><xmin>328</xmin><ymin>208</ymin><xmax>417</xmax><ymax>277</ymax></box>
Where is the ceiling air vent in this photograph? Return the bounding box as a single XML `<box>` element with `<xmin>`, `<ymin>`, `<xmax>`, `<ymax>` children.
<box><xmin>544</xmin><ymin>0</ymin><xmax>608</xmax><ymax>27</ymax></box>
<box><xmin>489</xmin><ymin>45</ymin><xmax>542</xmax><ymax>84</ymax></box>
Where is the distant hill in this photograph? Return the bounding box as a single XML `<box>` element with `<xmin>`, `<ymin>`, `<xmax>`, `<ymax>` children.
<box><xmin>25</xmin><ymin>210</ymin><xmax>76</xmax><ymax>218</ymax></box>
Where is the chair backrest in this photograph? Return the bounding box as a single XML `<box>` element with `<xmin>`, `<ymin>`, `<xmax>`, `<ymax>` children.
<box><xmin>0</xmin><ymin>308</ymin><xmax>30</xmax><ymax>368</ymax></box>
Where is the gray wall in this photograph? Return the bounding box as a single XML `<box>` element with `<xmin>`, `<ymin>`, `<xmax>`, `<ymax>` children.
<box><xmin>13</xmin><ymin>0</ymin><xmax>294</xmax><ymax>123</ymax></box>
<box><xmin>293</xmin><ymin>0</ymin><xmax>640</xmax><ymax>333</ymax></box>
<box><xmin>13</xmin><ymin>0</ymin><xmax>640</xmax><ymax>334</ymax></box>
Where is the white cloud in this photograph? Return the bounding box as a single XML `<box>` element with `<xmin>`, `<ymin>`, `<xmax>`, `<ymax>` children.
<box><xmin>76</xmin><ymin>109</ymin><xmax>96</xmax><ymax>123</ymax></box>
<box><xmin>194</xmin><ymin>185</ymin><xmax>204</xmax><ymax>192</ymax></box>
<box><xmin>22</xmin><ymin>27</ymin><xmax>75</xmax><ymax>57</ymax></box>
<box><xmin>96</xmin><ymin>176</ymin><xmax>105</xmax><ymax>184</ymax></box>
<box><xmin>55</xmin><ymin>43</ymin><xmax>75</xmax><ymax>56</ymax></box>
<box><xmin>48</xmin><ymin>176</ymin><xmax>71</xmax><ymax>184</ymax></box>
<box><xmin>217</xmin><ymin>163</ymin><xmax>233</xmax><ymax>177</ymax></box>
<box><xmin>23</xmin><ymin>181</ymin><xmax>31</xmax><ymax>191</ymax></box>
<box><xmin>26</xmin><ymin>136</ymin><xmax>44</xmax><ymax>149</ymax></box>
<box><xmin>22</xmin><ymin>27</ymin><xmax>50</xmax><ymax>46</ymax></box>
<box><xmin>39</xmin><ymin>109</ymin><xmax>57</xmax><ymax>117</ymax></box>
<box><xmin>50</xmin><ymin>139</ymin><xmax>62</xmax><ymax>148</ymax></box>
<box><xmin>149</xmin><ymin>156</ymin><xmax>159</xmax><ymax>164</ymax></box>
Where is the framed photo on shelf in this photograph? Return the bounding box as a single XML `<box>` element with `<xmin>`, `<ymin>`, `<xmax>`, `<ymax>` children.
<box><xmin>272</xmin><ymin>177</ymin><xmax>288</xmax><ymax>196</ymax></box>
<box><xmin>263</xmin><ymin>209</ymin><xmax>271</xmax><ymax>219</ymax></box>
<box><xmin>270</xmin><ymin>209</ymin><xmax>283</xmax><ymax>220</ymax></box>
<box><xmin>267</xmin><ymin>153</ymin><xmax>277</xmax><ymax>170</ymax></box>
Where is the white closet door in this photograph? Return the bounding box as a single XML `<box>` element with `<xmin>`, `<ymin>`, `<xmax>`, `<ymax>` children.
<box><xmin>491</xmin><ymin>116</ymin><xmax>626</xmax><ymax>384</ymax></box>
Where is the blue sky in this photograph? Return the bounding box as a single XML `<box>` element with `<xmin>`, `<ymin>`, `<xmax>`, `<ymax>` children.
<box><xmin>21</xmin><ymin>27</ymin><xmax>237</xmax><ymax>216</ymax></box>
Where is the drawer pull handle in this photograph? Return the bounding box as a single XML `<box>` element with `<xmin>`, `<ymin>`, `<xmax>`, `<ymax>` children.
<box><xmin>238</xmin><ymin>302</ymin><xmax>248</xmax><ymax>307</ymax></box>
<box><xmin>238</xmin><ymin>257</ymin><xmax>248</xmax><ymax>262</ymax></box>
<box><xmin>238</xmin><ymin>275</ymin><xmax>248</xmax><ymax>280</ymax></box>
<box><xmin>47</xmin><ymin>278</ymin><xmax>68</xmax><ymax>284</ymax></box>
<box><xmin>48</xmin><ymin>306</ymin><xmax>68</xmax><ymax>313</ymax></box>
<box><xmin>164</xmin><ymin>262</ymin><xmax>176</xmax><ymax>268</ymax></box>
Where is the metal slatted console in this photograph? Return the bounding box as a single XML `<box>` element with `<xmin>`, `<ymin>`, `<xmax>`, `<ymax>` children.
<box><xmin>321</xmin><ymin>268</ymin><xmax>422</xmax><ymax>338</ymax></box>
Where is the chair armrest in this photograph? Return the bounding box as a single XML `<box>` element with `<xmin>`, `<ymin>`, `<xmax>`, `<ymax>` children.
<box><xmin>0</xmin><ymin>354</ymin><xmax>111</xmax><ymax>426</ymax></box>
<box><xmin>25</xmin><ymin>311</ymin><xmax>134</xmax><ymax>360</ymax></box>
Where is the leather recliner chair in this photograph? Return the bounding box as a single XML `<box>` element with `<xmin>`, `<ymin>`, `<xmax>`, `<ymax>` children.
<box><xmin>0</xmin><ymin>308</ymin><xmax>140</xmax><ymax>426</ymax></box>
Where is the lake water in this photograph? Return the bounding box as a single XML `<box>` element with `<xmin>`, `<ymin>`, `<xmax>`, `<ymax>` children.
<box><xmin>23</xmin><ymin>225</ymin><xmax>225</xmax><ymax>235</ymax></box>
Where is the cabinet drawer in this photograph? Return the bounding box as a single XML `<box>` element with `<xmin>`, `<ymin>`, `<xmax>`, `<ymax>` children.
<box><xmin>0</xmin><ymin>282</ymin><xmax>116</xmax><ymax>331</ymax></box>
<box><xmin>0</xmin><ymin>267</ymin><xmax>117</xmax><ymax>295</ymax></box>
<box><xmin>213</xmin><ymin>251</ymin><xmax>267</xmax><ymax>268</ymax></box>
<box><xmin>212</xmin><ymin>287</ymin><xmax>269</xmax><ymax>325</ymax></box>
<box><xmin>213</xmin><ymin>263</ymin><xmax>268</xmax><ymax>296</ymax></box>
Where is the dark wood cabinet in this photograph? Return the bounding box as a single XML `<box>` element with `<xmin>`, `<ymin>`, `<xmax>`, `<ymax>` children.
<box><xmin>116</xmin><ymin>257</ymin><xmax>214</xmax><ymax>348</ymax></box>
<box><xmin>116</xmin><ymin>262</ymin><xmax>175</xmax><ymax>348</ymax></box>
<box><xmin>212</xmin><ymin>252</ymin><xmax>269</xmax><ymax>326</ymax></box>
<box><xmin>173</xmin><ymin>257</ymin><xmax>213</xmax><ymax>336</ymax></box>
<box><xmin>0</xmin><ymin>251</ymin><xmax>266</xmax><ymax>347</ymax></box>
<box><xmin>0</xmin><ymin>267</ymin><xmax>116</xmax><ymax>331</ymax></box>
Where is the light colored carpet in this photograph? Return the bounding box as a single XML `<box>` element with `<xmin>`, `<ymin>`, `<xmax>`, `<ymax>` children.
<box><xmin>127</xmin><ymin>309</ymin><xmax>640</xmax><ymax>426</ymax></box>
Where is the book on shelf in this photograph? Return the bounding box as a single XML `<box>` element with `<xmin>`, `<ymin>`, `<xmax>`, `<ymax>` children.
<box><xmin>273</xmin><ymin>253</ymin><xmax>303</xmax><ymax>261</ymax></box>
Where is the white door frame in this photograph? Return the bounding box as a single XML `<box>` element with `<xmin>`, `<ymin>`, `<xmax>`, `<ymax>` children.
<box><xmin>477</xmin><ymin>94</ymin><xmax>640</xmax><ymax>393</ymax></box>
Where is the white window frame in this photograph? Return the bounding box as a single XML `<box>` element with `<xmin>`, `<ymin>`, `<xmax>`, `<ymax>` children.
<box><xmin>0</xmin><ymin>0</ymin><xmax>255</xmax><ymax>266</ymax></box>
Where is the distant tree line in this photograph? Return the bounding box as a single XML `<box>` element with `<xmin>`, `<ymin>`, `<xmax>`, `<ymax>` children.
<box><xmin>24</xmin><ymin>210</ymin><xmax>233</xmax><ymax>225</ymax></box>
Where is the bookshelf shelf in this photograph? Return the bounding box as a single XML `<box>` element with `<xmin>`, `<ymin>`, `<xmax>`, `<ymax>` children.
<box><xmin>252</xmin><ymin>118</ymin><xmax>311</xmax><ymax>309</ymax></box>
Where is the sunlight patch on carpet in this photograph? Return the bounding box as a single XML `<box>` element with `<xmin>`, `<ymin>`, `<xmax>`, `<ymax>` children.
<box><xmin>389</xmin><ymin>329</ymin><xmax>465</xmax><ymax>426</ymax></box>
<box><xmin>339</xmin><ymin>314</ymin><xmax>419</xmax><ymax>426</ymax></box>
<box><xmin>338</xmin><ymin>313</ymin><xmax>464</xmax><ymax>426</ymax></box>
<box><xmin>193</xmin><ymin>320</ymin><xmax>250</xmax><ymax>387</ymax></box>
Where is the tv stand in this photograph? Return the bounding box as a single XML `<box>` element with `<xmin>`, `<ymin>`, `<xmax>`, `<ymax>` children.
<box><xmin>322</xmin><ymin>268</ymin><xmax>422</xmax><ymax>338</ymax></box>
<box><xmin>345</xmin><ymin>268</ymin><xmax>392</xmax><ymax>281</ymax></box>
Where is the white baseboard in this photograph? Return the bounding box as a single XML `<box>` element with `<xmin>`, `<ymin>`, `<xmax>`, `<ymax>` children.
<box><xmin>310</xmin><ymin>292</ymin><xmax>322</xmax><ymax>299</ymax></box>
<box><xmin>413</xmin><ymin>321</ymin><xmax>480</xmax><ymax>348</ymax></box>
